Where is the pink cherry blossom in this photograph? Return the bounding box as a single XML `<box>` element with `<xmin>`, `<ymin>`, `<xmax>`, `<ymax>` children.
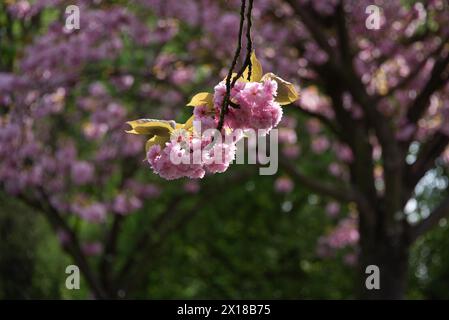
<box><xmin>274</xmin><ymin>176</ymin><xmax>294</xmax><ymax>194</ymax></box>
<box><xmin>183</xmin><ymin>180</ymin><xmax>200</xmax><ymax>194</ymax></box>
<box><xmin>82</xmin><ymin>242</ymin><xmax>103</xmax><ymax>256</ymax></box>
<box><xmin>326</xmin><ymin>201</ymin><xmax>341</xmax><ymax>218</ymax></box>
<box><xmin>213</xmin><ymin>79</ymin><xmax>283</xmax><ymax>133</ymax></box>
<box><xmin>71</xmin><ymin>161</ymin><xmax>94</xmax><ymax>185</ymax></box>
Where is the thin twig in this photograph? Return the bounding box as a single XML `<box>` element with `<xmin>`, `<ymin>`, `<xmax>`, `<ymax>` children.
<box><xmin>230</xmin><ymin>0</ymin><xmax>254</xmax><ymax>86</ymax></box>
<box><xmin>246</xmin><ymin>0</ymin><xmax>253</xmax><ymax>80</ymax></box>
<box><xmin>217</xmin><ymin>0</ymin><xmax>247</xmax><ymax>132</ymax></box>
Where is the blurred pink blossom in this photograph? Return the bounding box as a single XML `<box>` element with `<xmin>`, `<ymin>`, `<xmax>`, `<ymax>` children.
<box><xmin>82</xmin><ymin>242</ymin><xmax>103</xmax><ymax>256</ymax></box>
<box><xmin>343</xmin><ymin>253</ymin><xmax>358</xmax><ymax>266</ymax></box>
<box><xmin>72</xmin><ymin>201</ymin><xmax>107</xmax><ymax>223</ymax></box>
<box><xmin>112</xmin><ymin>193</ymin><xmax>142</xmax><ymax>215</ymax></box>
<box><xmin>282</xmin><ymin>144</ymin><xmax>300</xmax><ymax>159</ymax></box>
<box><xmin>57</xmin><ymin>229</ymin><xmax>71</xmax><ymax>246</ymax></box>
<box><xmin>183</xmin><ymin>181</ymin><xmax>200</xmax><ymax>194</ymax></box>
<box><xmin>334</xmin><ymin>143</ymin><xmax>354</xmax><ymax>163</ymax></box>
<box><xmin>274</xmin><ymin>177</ymin><xmax>294</xmax><ymax>194</ymax></box>
<box><xmin>311</xmin><ymin>136</ymin><xmax>330</xmax><ymax>154</ymax></box>
<box><xmin>326</xmin><ymin>201</ymin><xmax>341</xmax><ymax>218</ymax></box>
<box><xmin>71</xmin><ymin>161</ymin><xmax>94</xmax><ymax>185</ymax></box>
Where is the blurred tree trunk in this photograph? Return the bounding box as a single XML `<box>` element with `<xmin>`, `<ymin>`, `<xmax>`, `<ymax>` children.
<box><xmin>357</xmin><ymin>209</ymin><xmax>410</xmax><ymax>299</ymax></box>
<box><xmin>282</xmin><ymin>0</ymin><xmax>449</xmax><ymax>299</ymax></box>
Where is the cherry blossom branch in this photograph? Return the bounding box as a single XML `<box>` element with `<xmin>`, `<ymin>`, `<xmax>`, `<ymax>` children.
<box><xmin>99</xmin><ymin>160</ymin><xmax>138</xmax><ymax>294</ymax></box>
<box><xmin>295</xmin><ymin>107</ymin><xmax>341</xmax><ymax>137</ymax></box>
<box><xmin>336</xmin><ymin>1</ymin><xmax>353</xmax><ymax>64</ymax></box>
<box><xmin>280</xmin><ymin>159</ymin><xmax>377</xmax><ymax>226</ymax></box>
<box><xmin>245</xmin><ymin>0</ymin><xmax>253</xmax><ymax>80</ymax></box>
<box><xmin>327</xmin><ymin>88</ymin><xmax>379</xmax><ymax>215</ymax></box>
<box><xmin>231</xmin><ymin>0</ymin><xmax>254</xmax><ymax>85</ymax></box>
<box><xmin>314</xmin><ymin>4</ymin><xmax>403</xmax><ymax>220</ymax></box>
<box><xmin>376</xmin><ymin>38</ymin><xmax>448</xmax><ymax>100</ymax></box>
<box><xmin>115</xmin><ymin>195</ymin><xmax>183</xmax><ymax>288</ymax></box>
<box><xmin>115</xmin><ymin>172</ymin><xmax>253</xmax><ymax>295</ymax></box>
<box><xmin>280</xmin><ymin>159</ymin><xmax>355</xmax><ymax>202</ymax></box>
<box><xmin>284</xmin><ymin>0</ymin><xmax>333</xmax><ymax>56</ymax></box>
<box><xmin>100</xmin><ymin>215</ymin><xmax>123</xmax><ymax>294</ymax></box>
<box><xmin>287</xmin><ymin>0</ymin><xmax>399</xmax><ymax>167</ymax></box>
<box><xmin>122</xmin><ymin>201</ymin><xmax>202</xmax><ymax>295</ymax></box>
<box><xmin>404</xmin><ymin>132</ymin><xmax>449</xmax><ymax>200</ymax></box>
<box><xmin>281</xmin><ymin>37</ymin><xmax>381</xmax><ymax>223</ymax></box>
<box><xmin>119</xmin><ymin>169</ymin><xmax>255</xmax><ymax>294</ymax></box>
<box><xmin>406</xmin><ymin>52</ymin><xmax>449</xmax><ymax>126</ymax></box>
<box><xmin>411</xmin><ymin>195</ymin><xmax>449</xmax><ymax>242</ymax></box>
<box><xmin>17</xmin><ymin>192</ymin><xmax>107</xmax><ymax>299</ymax></box>
<box><xmin>217</xmin><ymin>0</ymin><xmax>247</xmax><ymax>132</ymax></box>
<box><xmin>288</xmin><ymin>1</ymin><xmax>405</xmax><ymax>227</ymax></box>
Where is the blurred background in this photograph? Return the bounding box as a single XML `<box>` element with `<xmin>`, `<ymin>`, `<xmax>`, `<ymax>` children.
<box><xmin>1</xmin><ymin>0</ymin><xmax>449</xmax><ymax>299</ymax></box>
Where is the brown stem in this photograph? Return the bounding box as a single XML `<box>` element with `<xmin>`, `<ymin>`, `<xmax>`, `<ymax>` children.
<box><xmin>217</xmin><ymin>0</ymin><xmax>247</xmax><ymax>132</ymax></box>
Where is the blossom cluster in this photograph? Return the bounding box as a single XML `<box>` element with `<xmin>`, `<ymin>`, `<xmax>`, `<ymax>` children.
<box><xmin>144</xmin><ymin>78</ymin><xmax>284</xmax><ymax>180</ymax></box>
<box><xmin>316</xmin><ymin>214</ymin><xmax>359</xmax><ymax>265</ymax></box>
<box><xmin>213</xmin><ymin>79</ymin><xmax>282</xmax><ymax>133</ymax></box>
<box><xmin>129</xmin><ymin>53</ymin><xmax>299</xmax><ymax>180</ymax></box>
<box><xmin>147</xmin><ymin>133</ymin><xmax>238</xmax><ymax>180</ymax></box>
<box><xmin>0</xmin><ymin>3</ymin><xmax>167</xmax><ymax>229</ymax></box>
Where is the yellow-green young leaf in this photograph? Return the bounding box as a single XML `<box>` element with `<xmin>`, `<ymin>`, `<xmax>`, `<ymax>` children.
<box><xmin>243</xmin><ymin>51</ymin><xmax>263</xmax><ymax>82</ymax></box>
<box><xmin>263</xmin><ymin>73</ymin><xmax>299</xmax><ymax>105</ymax></box>
<box><xmin>182</xmin><ymin>115</ymin><xmax>195</xmax><ymax>130</ymax></box>
<box><xmin>126</xmin><ymin>119</ymin><xmax>175</xmax><ymax>137</ymax></box>
<box><xmin>145</xmin><ymin>135</ymin><xmax>170</xmax><ymax>152</ymax></box>
<box><xmin>186</xmin><ymin>92</ymin><xmax>214</xmax><ymax>108</ymax></box>
<box><xmin>228</xmin><ymin>72</ymin><xmax>249</xmax><ymax>83</ymax></box>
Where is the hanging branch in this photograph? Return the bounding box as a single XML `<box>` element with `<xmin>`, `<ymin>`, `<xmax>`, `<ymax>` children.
<box><xmin>246</xmin><ymin>0</ymin><xmax>253</xmax><ymax>80</ymax></box>
<box><xmin>232</xmin><ymin>0</ymin><xmax>254</xmax><ymax>84</ymax></box>
<box><xmin>217</xmin><ymin>0</ymin><xmax>254</xmax><ymax>132</ymax></box>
